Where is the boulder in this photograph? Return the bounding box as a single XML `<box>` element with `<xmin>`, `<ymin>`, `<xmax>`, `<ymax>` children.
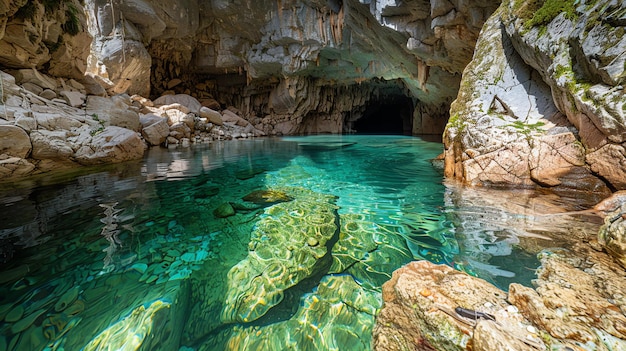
<box><xmin>33</xmin><ymin>112</ymin><xmax>83</xmax><ymax>131</ymax></box>
<box><xmin>0</xmin><ymin>155</ymin><xmax>35</xmax><ymax>178</ymax></box>
<box><xmin>11</xmin><ymin>69</ymin><xmax>57</xmax><ymax>91</ymax></box>
<box><xmin>222</xmin><ymin>109</ymin><xmax>249</xmax><ymax>127</ymax></box>
<box><xmin>30</xmin><ymin>130</ymin><xmax>74</xmax><ymax>160</ymax></box>
<box><xmin>199</xmin><ymin>106</ymin><xmax>223</xmax><ymax>125</ymax></box>
<box><xmin>141</xmin><ymin>116</ymin><xmax>169</xmax><ymax>146</ymax></box>
<box><xmin>373</xmin><ymin>249</ymin><xmax>626</xmax><ymax>351</ymax></box>
<box><xmin>59</xmin><ymin>90</ymin><xmax>86</xmax><ymax>107</ymax></box>
<box><xmin>74</xmin><ymin>126</ymin><xmax>146</xmax><ymax>165</ymax></box>
<box><xmin>0</xmin><ymin>125</ymin><xmax>31</xmax><ymax>158</ymax></box>
<box><xmin>153</xmin><ymin>94</ymin><xmax>202</xmax><ymax>114</ymax></box>
<box><xmin>86</xmin><ymin>95</ymin><xmax>141</xmax><ymax>132</ymax></box>
<box><xmin>40</xmin><ymin>89</ymin><xmax>57</xmax><ymax>100</ymax></box>
<box><xmin>373</xmin><ymin>260</ymin><xmax>525</xmax><ymax>351</ymax></box>
<box><xmin>443</xmin><ymin>4</ymin><xmax>616</xmax><ymax>192</ymax></box>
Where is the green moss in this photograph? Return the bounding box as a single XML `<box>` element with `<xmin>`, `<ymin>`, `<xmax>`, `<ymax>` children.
<box><xmin>554</xmin><ymin>64</ymin><xmax>569</xmax><ymax>78</ymax></box>
<box><xmin>62</xmin><ymin>3</ymin><xmax>81</xmax><ymax>36</ymax></box>
<box><xmin>522</xmin><ymin>0</ymin><xmax>578</xmax><ymax>30</ymax></box>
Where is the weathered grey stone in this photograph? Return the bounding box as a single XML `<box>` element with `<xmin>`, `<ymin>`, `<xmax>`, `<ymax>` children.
<box><xmin>86</xmin><ymin>95</ymin><xmax>141</xmax><ymax>132</ymax></box>
<box><xmin>153</xmin><ymin>94</ymin><xmax>202</xmax><ymax>114</ymax></box>
<box><xmin>30</xmin><ymin>130</ymin><xmax>74</xmax><ymax>160</ymax></box>
<box><xmin>141</xmin><ymin>116</ymin><xmax>169</xmax><ymax>146</ymax></box>
<box><xmin>11</xmin><ymin>69</ymin><xmax>57</xmax><ymax>90</ymax></box>
<box><xmin>199</xmin><ymin>106</ymin><xmax>223</xmax><ymax>125</ymax></box>
<box><xmin>0</xmin><ymin>125</ymin><xmax>31</xmax><ymax>158</ymax></box>
<box><xmin>39</xmin><ymin>89</ymin><xmax>57</xmax><ymax>100</ymax></box>
<box><xmin>74</xmin><ymin>126</ymin><xmax>145</xmax><ymax>165</ymax></box>
<box><xmin>59</xmin><ymin>90</ymin><xmax>86</xmax><ymax>107</ymax></box>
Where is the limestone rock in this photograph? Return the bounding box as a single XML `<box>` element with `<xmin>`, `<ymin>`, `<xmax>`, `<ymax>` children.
<box><xmin>33</xmin><ymin>112</ymin><xmax>83</xmax><ymax>131</ymax></box>
<box><xmin>11</xmin><ymin>69</ymin><xmax>57</xmax><ymax>90</ymax></box>
<box><xmin>509</xmin><ymin>247</ymin><xmax>626</xmax><ymax>349</ymax></box>
<box><xmin>372</xmin><ymin>260</ymin><xmax>519</xmax><ymax>351</ymax></box>
<box><xmin>199</xmin><ymin>107</ymin><xmax>223</xmax><ymax>126</ymax></box>
<box><xmin>213</xmin><ymin>202</ymin><xmax>235</xmax><ymax>218</ymax></box>
<box><xmin>74</xmin><ymin>126</ymin><xmax>145</xmax><ymax>165</ymax></box>
<box><xmin>0</xmin><ymin>155</ymin><xmax>35</xmax><ymax>178</ymax></box>
<box><xmin>59</xmin><ymin>90</ymin><xmax>86</xmax><ymax>107</ymax></box>
<box><xmin>86</xmin><ymin>95</ymin><xmax>141</xmax><ymax>132</ymax></box>
<box><xmin>0</xmin><ymin>125</ymin><xmax>31</xmax><ymax>158</ymax></box>
<box><xmin>153</xmin><ymin>94</ymin><xmax>202</xmax><ymax>114</ymax></box>
<box><xmin>140</xmin><ymin>114</ymin><xmax>169</xmax><ymax>146</ymax></box>
<box><xmin>374</xmin><ymin>252</ymin><xmax>626</xmax><ymax>351</ymax></box>
<box><xmin>30</xmin><ymin>130</ymin><xmax>74</xmax><ymax>160</ymax></box>
<box><xmin>443</xmin><ymin>3</ymin><xmax>617</xmax><ymax>192</ymax></box>
<box><xmin>206</xmin><ymin>275</ymin><xmax>380</xmax><ymax>351</ymax></box>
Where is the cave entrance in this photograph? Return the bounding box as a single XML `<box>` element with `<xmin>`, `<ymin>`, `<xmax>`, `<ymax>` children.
<box><xmin>352</xmin><ymin>96</ymin><xmax>413</xmax><ymax>135</ymax></box>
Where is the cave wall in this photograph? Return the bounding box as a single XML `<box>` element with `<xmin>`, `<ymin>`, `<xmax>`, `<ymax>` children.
<box><xmin>1</xmin><ymin>0</ymin><xmax>500</xmax><ymax>136</ymax></box>
<box><xmin>444</xmin><ymin>0</ymin><xmax>626</xmax><ymax>191</ymax></box>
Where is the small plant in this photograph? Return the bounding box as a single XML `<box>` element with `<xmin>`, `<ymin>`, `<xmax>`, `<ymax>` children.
<box><xmin>525</xmin><ymin>0</ymin><xmax>578</xmax><ymax>29</ymax></box>
<box><xmin>90</xmin><ymin>113</ymin><xmax>106</xmax><ymax>136</ymax></box>
<box><xmin>62</xmin><ymin>3</ymin><xmax>81</xmax><ymax>36</ymax></box>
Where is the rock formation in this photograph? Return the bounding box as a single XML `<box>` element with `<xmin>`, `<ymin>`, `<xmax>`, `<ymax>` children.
<box><xmin>444</xmin><ymin>0</ymin><xmax>626</xmax><ymax>191</ymax></box>
<box><xmin>373</xmin><ymin>253</ymin><xmax>626</xmax><ymax>351</ymax></box>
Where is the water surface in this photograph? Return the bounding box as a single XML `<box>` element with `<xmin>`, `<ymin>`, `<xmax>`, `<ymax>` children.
<box><xmin>0</xmin><ymin>135</ymin><xmax>601</xmax><ymax>350</ymax></box>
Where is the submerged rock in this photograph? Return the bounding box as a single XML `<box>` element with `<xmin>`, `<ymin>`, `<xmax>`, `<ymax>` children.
<box><xmin>203</xmin><ymin>275</ymin><xmax>381</xmax><ymax>351</ymax></box>
<box><xmin>221</xmin><ymin>188</ymin><xmax>338</xmax><ymax>324</ymax></box>
<box><xmin>242</xmin><ymin>189</ymin><xmax>293</xmax><ymax>204</ymax></box>
<box><xmin>82</xmin><ymin>300</ymin><xmax>170</xmax><ymax>351</ymax></box>
<box><xmin>213</xmin><ymin>202</ymin><xmax>235</xmax><ymax>218</ymax></box>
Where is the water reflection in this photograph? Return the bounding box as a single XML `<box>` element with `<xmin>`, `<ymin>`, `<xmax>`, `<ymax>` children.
<box><xmin>0</xmin><ymin>136</ymin><xmax>604</xmax><ymax>351</ymax></box>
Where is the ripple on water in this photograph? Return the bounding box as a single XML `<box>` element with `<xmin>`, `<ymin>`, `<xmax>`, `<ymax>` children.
<box><xmin>0</xmin><ymin>135</ymin><xmax>602</xmax><ymax>350</ymax></box>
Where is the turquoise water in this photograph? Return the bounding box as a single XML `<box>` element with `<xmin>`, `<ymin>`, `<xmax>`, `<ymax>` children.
<box><xmin>0</xmin><ymin>135</ymin><xmax>552</xmax><ymax>350</ymax></box>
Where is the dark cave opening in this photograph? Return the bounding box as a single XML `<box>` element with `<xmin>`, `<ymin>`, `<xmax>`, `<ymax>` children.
<box><xmin>352</xmin><ymin>96</ymin><xmax>413</xmax><ymax>135</ymax></box>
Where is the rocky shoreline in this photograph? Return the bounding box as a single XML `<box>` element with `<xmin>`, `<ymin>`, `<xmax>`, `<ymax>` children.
<box><xmin>0</xmin><ymin>68</ymin><xmax>267</xmax><ymax>180</ymax></box>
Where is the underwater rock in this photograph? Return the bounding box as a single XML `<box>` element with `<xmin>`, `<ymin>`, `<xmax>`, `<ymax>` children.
<box><xmin>204</xmin><ymin>275</ymin><xmax>381</xmax><ymax>351</ymax></box>
<box><xmin>221</xmin><ymin>188</ymin><xmax>338</xmax><ymax>324</ymax></box>
<box><xmin>242</xmin><ymin>189</ymin><xmax>293</xmax><ymax>204</ymax></box>
<box><xmin>235</xmin><ymin>168</ymin><xmax>266</xmax><ymax>180</ymax></box>
<box><xmin>82</xmin><ymin>300</ymin><xmax>170</xmax><ymax>351</ymax></box>
<box><xmin>214</xmin><ymin>203</ymin><xmax>236</xmax><ymax>218</ymax></box>
<box><xmin>330</xmin><ymin>213</ymin><xmax>413</xmax><ymax>289</ymax></box>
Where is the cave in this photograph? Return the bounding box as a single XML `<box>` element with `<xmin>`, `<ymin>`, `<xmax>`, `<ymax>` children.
<box><xmin>352</xmin><ymin>95</ymin><xmax>413</xmax><ymax>135</ymax></box>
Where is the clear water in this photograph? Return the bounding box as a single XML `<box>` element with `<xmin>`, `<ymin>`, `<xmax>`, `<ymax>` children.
<box><xmin>0</xmin><ymin>135</ymin><xmax>598</xmax><ymax>351</ymax></box>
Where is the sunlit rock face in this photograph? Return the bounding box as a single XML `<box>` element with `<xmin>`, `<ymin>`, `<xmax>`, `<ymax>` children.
<box><xmin>0</xmin><ymin>0</ymin><xmax>92</xmax><ymax>80</ymax></box>
<box><xmin>444</xmin><ymin>0</ymin><xmax>626</xmax><ymax>191</ymax></box>
<box><xmin>79</xmin><ymin>0</ymin><xmax>498</xmax><ymax>135</ymax></box>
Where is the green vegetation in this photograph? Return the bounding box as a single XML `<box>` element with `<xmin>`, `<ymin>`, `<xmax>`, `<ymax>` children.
<box><xmin>14</xmin><ymin>1</ymin><xmax>37</xmax><ymax>20</ymax></box>
<box><xmin>62</xmin><ymin>3</ymin><xmax>81</xmax><ymax>36</ymax></box>
<box><xmin>526</xmin><ymin>0</ymin><xmax>578</xmax><ymax>28</ymax></box>
<box><xmin>90</xmin><ymin>114</ymin><xmax>105</xmax><ymax>136</ymax></box>
<box><xmin>506</xmin><ymin>120</ymin><xmax>546</xmax><ymax>138</ymax></box>
<box><xmin>514</xmin><ymin>0</ymin><xmax>578</xmax><ymax>31</ymax></box>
